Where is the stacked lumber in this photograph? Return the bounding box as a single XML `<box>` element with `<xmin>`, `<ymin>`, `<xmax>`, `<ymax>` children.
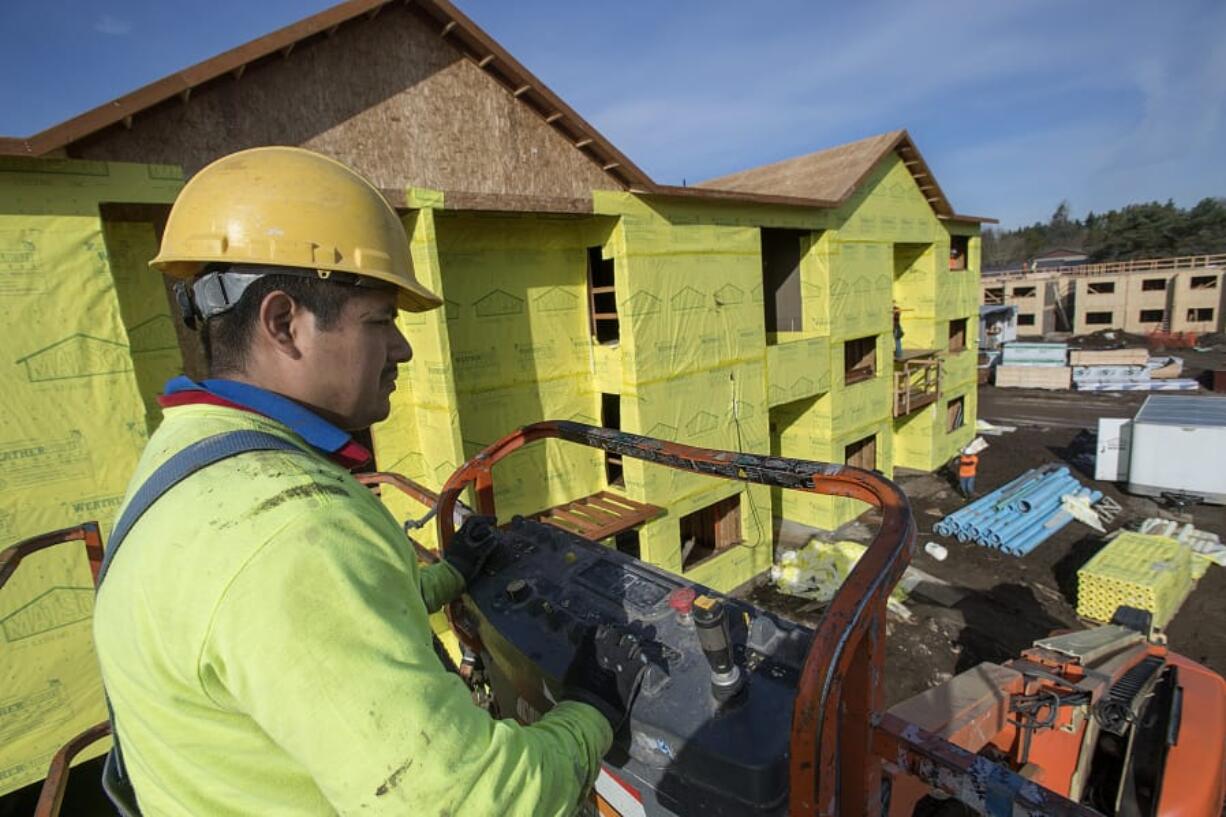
<box><xmin>995</xmin><ymin>365</ymin><xmax>1072</xmax><ymax>390</ymax></box>
<box><xmin>1069</xmin><ymin>348</ymin><xmax>1148</xmax><ymax>366</ymax></box>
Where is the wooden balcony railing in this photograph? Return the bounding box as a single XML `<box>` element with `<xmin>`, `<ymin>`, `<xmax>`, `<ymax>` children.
<box><xmin>893</xmin><ymin>351</ymin><xmax>942</xmax><ymax>417</ymax></box>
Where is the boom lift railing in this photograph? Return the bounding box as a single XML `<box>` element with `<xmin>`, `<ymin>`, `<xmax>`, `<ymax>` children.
<box><xmin>429</xmin><ymin>421</ymin><xmax>1101</xmax><ymax>817</ymax></box>
<box><xmin>0</xmin><ymin>523</ymin><xmax>111</xmax><ymax>817</ymax></box>
<box><xmin>23</xmin><ymin>423</ymin><xmax>1101</xmax><ymax>816</ymax></box>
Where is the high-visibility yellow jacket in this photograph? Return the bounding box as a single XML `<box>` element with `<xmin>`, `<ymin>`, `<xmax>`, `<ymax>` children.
<box><xmin>93</xmin><ymin>398</ymin><xmax>612</xmax><ymax>816</ymax></box>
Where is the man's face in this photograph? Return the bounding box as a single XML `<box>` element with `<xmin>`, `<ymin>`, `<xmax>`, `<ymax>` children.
<box><xmin>294</xmin><ymin>288</ymin><xmax>412</xmax><ymax>431</ymax></box>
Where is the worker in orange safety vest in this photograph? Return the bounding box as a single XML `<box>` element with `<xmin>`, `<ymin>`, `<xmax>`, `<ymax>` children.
<box><xmin>958</xmin><ymin>449</ymin><xmax>979</xmax><ymax>498</ymax></box>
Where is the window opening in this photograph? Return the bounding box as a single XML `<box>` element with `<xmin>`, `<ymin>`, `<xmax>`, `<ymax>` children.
<box><xmin>601</xmin><ymin>392</ymin><xmax>624</xmax><ymax>487</ymax></box>
<box><xmin>1011</xmin><ymin>286</ymin><xmax>1036</xmax><ymax>298</ymax></box>
<box><xmin>1085</xmin><ymin>312</ymin><xmax>1113</xmax><ymax>325</ymax></box>
<box><xmin>1087</xmin><ymin>281</ymin><xmax>1115</xmax><ymax>294</ymax></box>
<box><xmin>761</xmin><ymin>228</ymin><xmax>806</xmax><ymax>340</ymax></box>
<box><xmin>1138</xmin><ymin>309</ymin><xmax>1164</xmax><ymax>323</ymax></box>
<box><xmin>948</xmin><ymin>318</ymin><xmax>967</xmax><ymax>353</ymax></box>
<box><xmin>1141</xmin><ymin>278</ymin><xmax>1166</xmax><ymax>292</ymax></box>
<box><xmin>1190</xmin><ymin>275</ymin><xmax>1218</xmax><ymax>290</ymax></box>
<box><xmin>680</xmin><ymin>493</ymin><xmax>742</xmax><ymax>570</ymax></box>
<box><xmin>844</xmin><ymin>434</ymin><xmax>877</xmax><ymax>471</ymax></box>
<box><xmin>1186</xmin><ymin>308</ymin><xmax>1214</xmax><ymax>322</ymax></box>
<box><xmin>1017</xmin><ymin>313</ymin><xmax>1036</xmax><ymax>326</ymax></box>
<box><xmin>946</xmin><ymin>396</ymin><xmax>965</xmax><ymax>432</ymax></box>
<box><xmin>588</xmin><ymin>247</ymin><xmax>619</xmax><ymax>344</ymax></box>
<box><xmin>844</xmin><ymin>335</ymin><xmax>876</xmax><ymax>384</ymax></box>
<box><xmin>949</xmin><ymin>235</ymin><xmax>969</xmax><ymax>270</ymax></box>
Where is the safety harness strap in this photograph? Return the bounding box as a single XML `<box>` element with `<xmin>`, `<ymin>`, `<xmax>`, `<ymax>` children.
<box><xmin>97</xmin><ymin>430</ymin><xmax>308</xmax><ymax>816</ymax></box>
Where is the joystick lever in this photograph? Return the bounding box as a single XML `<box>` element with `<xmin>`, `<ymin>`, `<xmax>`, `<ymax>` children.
<box><xmin>692</xmin><ymin>595</ymin><xmax>745</xmax><ymax>702</ymax></box>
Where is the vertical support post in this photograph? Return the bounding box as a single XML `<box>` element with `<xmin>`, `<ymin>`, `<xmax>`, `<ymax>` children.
<box><xmin>474</xmin><ymin>466</ymin><xmax>496</xmax><ymax>517</ymax></box>
<box><xmin>835</xmin><ymin>606</ymin><xmax>885</xmax><ymax>817</ymax></box>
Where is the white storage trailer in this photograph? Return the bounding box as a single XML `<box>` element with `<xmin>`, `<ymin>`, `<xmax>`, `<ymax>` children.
<box><xmin>1099</xmin><ymin>394</ymin><xmax>1226</xmax><ymax>504</ymax></box>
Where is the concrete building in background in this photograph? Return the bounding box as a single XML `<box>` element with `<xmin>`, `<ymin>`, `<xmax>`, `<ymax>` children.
<box><xmin>982</xmin><ymin>256</ymin><xmax>1225</xmax><ymax>336</ymax></box>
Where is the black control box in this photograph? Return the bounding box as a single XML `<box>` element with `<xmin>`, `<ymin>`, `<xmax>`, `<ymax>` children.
<box><xmin>461</xmin><ymin>516</ymin><xmax>813</xmax><ymax>816</ymax></box>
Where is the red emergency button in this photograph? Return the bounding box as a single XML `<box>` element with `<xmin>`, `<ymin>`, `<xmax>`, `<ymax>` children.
<box><xmin>669</xmin><ymin>587</ymin><xmax>696</xmax><ymax>616</ymax></box>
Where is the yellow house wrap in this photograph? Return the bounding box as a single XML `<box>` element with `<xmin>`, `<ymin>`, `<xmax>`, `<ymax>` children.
<box><xmin>0</xmin><ymin>157</ymin><xmax>182</xmax><ymax>795</ymax></box>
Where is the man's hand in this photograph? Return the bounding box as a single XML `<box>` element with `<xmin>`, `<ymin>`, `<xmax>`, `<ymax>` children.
<box><xmin>561</xmin><ymin>625</ymin><xmax>650</xmax><ymax>731</ymax></box>
<box><xmin>443</xmin><ymin>515</ymin><xmax>499</xmax><ymax>585</ymax></box>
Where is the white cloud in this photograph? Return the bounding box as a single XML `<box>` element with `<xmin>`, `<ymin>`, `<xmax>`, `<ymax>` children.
<box><xmin>94</xmin><ymin>15</ymin><xmax>132</xmax><ymax>36</ymax></box>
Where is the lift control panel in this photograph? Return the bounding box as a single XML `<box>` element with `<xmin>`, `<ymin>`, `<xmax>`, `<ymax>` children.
<box><xmin>461</xmin><ymin>516</ymin><xmax>814</xmax><ymax>817</ymax></box>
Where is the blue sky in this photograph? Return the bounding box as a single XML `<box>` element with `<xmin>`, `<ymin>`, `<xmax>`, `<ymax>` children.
<box><xmin>1</xmin><ymin>1</ymin><xmax>1223</xmax><ymax>228</ymax></box>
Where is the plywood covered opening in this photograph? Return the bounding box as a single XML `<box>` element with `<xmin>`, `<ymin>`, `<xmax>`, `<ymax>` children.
<box><xmin>760</xmin><ymin>228</ymin><xmax>807</xmax><ymax>340</ymax></box>
<box><xmin>680</xmin><ymin>493</ymin><xmax>742</xmax><ymax>570</ymax></box>
<box><xmin>844</xmin><ymin>434</ymin><xmax>877</xmax><ymax>471</ymax></box>
<box><xmin>844</xmin><ymin>335</ymin><xmax>877</xmax><ymax>384</ymax></box>
<box><xmin>587</xmin><ymin>246</ymin><xmax>619</xmax><ymax>344</ymax></box>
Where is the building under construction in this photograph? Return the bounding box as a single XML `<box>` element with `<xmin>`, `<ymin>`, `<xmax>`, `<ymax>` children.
<box><xmin>981</xmin><ymin>255</ymin><xmax>1225</xmax><ymax>336</ymax></box>
<box><xmin>0</xmin><ymin>0</ymin><xmax>988</xmax><ymax>793</ymax></box>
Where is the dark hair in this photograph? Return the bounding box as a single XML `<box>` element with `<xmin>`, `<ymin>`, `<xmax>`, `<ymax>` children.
<box><xmin>201</xmin><ymin>270</ymin><xmax>361</xmax><ymax>376</ymax></box>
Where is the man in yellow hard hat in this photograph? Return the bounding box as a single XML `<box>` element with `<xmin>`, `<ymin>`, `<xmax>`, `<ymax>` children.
<box><xmin>92</xmin><ymin>147</ymin><xmax>620</xmax><ymax>816</ymax></box>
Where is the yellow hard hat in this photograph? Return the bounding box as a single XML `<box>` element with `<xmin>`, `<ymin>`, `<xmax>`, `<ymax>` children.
<box><xmin>150</xmin><ymin>146</ymin><xmax>441</xmax><ymax>312</ymax></box>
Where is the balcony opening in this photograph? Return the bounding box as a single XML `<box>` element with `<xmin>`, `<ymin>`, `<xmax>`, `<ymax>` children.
<box><xmin>1139</xmin><ymin>309</ymin><xmax>1165</xmax><ymax>324</ymax></box>
<box><xmin>1011</xmin><ymin>286</ymin><xmax>1036</xmax><ymax>298</ymax></box>
<box><xmin>1085</xmin><ymin>312</ymin><xmax>1113</xmax><ymax>326</ymax></box>
<box><xmin>948</xmin><ymin>318</ymin><xmax>967</xmax><ymax>353</ymax></box>
<box><xmin>844</xmin><ymin>335</ymin><xmax>877</xmax><ymax>385</ymax></box>
<box><xmin>946</xmin><ymin>396</ymin><xmax>965</xmax><ymax>433</ymax></box>
<box><xmin>949</xmin><ymin>235</ymin><xmax>969</xmax><ymax>270</ymax></box>
<box><xmin>1187</xmin><ymin>307</ymin><xmax>1214</xmax><ymax>322</ymax></box>
<box><xmin>680</xmin><ymin>493</ymin><xmax>742</xmax><ymax>570</ymax></box>
<box><xmin>1141</xmin><ymin>278</ymin><xmax>1167</xmax><ymax>292</ymax></box>
<box><xmin>601</xmin><ymin>392</ymin><xmax>624</xmax><ymax>488</ymax></box>
<box><xmin>1087</xmin><ymin>281</ymin><xmax>1115</xmax><ymax>294</ymax></box>
<box><xmin>761</xmin><ymin>228</ymin><xmax>806</xmax><ymax>341</ymax></box>
<box><xmin>844</xmin><ymin>434</ymin><xmax>877</xmax><ymax>471</ymax></box>
<box><xmin>1191</xmin><ymin>275</ymin><xmax>1218</xmax><ymax>290</ymax></box>
<box><xmin>1017</xmin><ymin>313</ymin><xmax>1036</xmax><ymax>327</ymax></box>
<box><xmin>587</xmin><ymin>246</ymin><xmax>619</xmax><ymax>344</ymax></box>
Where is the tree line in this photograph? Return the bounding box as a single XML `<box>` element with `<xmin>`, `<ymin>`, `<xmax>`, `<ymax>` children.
<box><xmin>982</xmin><ymin>197</ymin><xmax>1226</xmax><ymax>270</ymax></box>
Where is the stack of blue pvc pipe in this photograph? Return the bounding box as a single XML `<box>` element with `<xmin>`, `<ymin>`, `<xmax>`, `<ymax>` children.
<box><xmin>934</xmin><ymin>464</ymin><xmax>1102</xmax><ymax>556</ymax></box>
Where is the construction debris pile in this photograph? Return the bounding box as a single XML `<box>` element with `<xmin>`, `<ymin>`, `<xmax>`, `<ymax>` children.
<box><xmin>771</xmin><ymin>538</ymin><xmax>910</xmax><ymax>618</ymax></box>
<box><xmin>993</xmin><ymin>342</ymin><xmax>1198</xmax><ymax>392</ymax></box>
<box><xmin>934</xmin><ymin>464</ymin><xmax>1102</xmax><ymax>555</ymax></box>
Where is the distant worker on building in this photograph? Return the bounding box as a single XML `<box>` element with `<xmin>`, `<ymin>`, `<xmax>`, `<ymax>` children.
<box><xmin>893</xmin><ymin>305</ymin><xmax>905</xmax><ymax>359</ymax></box>
<box><xmin>92</xmin><ymin>147</ymin><xmax>638</xmax><ymax>816</ymax></box>
<box><xmin>958</xmin><ymin>447</ymin><xmax>979</xmax><ymax>498</ymax></box>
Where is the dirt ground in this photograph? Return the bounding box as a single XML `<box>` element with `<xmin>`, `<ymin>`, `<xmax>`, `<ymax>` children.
<box><xmin>747</xmin><ymin>376</ymin><xmax>1226</xmax><ymax>708</ymax></box>
<box><xmin>6</xmin><ymin>337</ymin><xmax>1224</xmax><ymax>814</ymax></box>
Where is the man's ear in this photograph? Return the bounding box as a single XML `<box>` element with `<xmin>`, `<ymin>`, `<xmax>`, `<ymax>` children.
<box><xmin>257</xmin><ymin>290</ymin><xmax>304</xmax><ymax>360</ymax></box>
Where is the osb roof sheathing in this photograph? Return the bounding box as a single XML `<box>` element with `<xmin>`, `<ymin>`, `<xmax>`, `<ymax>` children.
<box><xmin>697</xmin><ymin>130</ymin><xmax>995</xmax><ymax>224</ymax></box>
<box><xmin>0</xmin><ymin>0</ymin><xmax>993</xmax><ymax>222</ymax></box>
<box><xmin>0</xmin><ymin>0</ymin><xmax>652</xmax><ymax>193</ymax></box>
